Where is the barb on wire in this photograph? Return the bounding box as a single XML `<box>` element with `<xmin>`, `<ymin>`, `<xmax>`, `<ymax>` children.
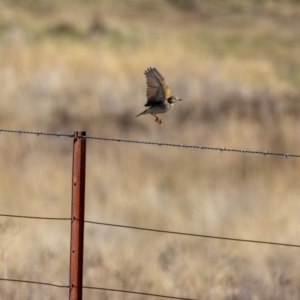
<box><xmin>0</xmin><ymin>128</ymin><xmax>73</xmax><ymax>138</ymax></box>
<box><xmin>0</xmin><ymin>213</ymin><xmax>70</xmax><ymax>221</ymax></box>
<box><xmin>0</xmin><ymin>278</ymin><xmax>69</xmax><ymax>289</ymax></box>
<box><xmin>82</xmin><ymin>135</ymin><xmax>300</xmax><ymax>158</ymax></box>
<box><xmin>80</xmin><ymin>285</ymin><xmax>199</xmax><ymax>300</ymax></box>
<box><xmin>83</xmin><ymin>219</ymin><xmax>300</xmax><ymax>248</ymax></box>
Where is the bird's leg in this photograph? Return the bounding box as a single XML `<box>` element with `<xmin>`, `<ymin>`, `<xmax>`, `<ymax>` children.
<box><xmin>151</xmin><ymin>113</ymin><xmax>162</xmax><ymax>125</ymax></box>
<box><xmin>151</xmin><ymin>113</ymin><xmax>159</xmax><ymax>122</ymax></box>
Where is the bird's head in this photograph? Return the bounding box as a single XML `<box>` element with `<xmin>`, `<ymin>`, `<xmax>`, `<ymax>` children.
<box><xmin>167</xmin><ymin>96</ymin><xmax>182</xmax><ymax>104</ymax></box>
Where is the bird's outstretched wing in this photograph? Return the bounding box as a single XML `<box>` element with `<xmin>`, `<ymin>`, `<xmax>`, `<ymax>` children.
<box><xmin>144</xmin><ymin>67</ymin><xmax>171</xmax><ymax>106</ymax></box>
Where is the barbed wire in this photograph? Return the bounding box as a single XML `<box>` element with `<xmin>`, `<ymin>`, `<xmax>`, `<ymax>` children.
<box><xmin>83</xmin><ymin>135</ymin><xmax>299</xmax><ymax>158</ymax></box>
<box><xmin>83</xmin><ymin>219</ymin><xmax>300</xmax><ymax>248</ymax></box>
<box><xmin>0</xmin><ymin>127</ymin><xmax>299</xmax><ymax>158</ymax></box>
<box><xmin>0</xmin><ymin>213</ymin><xmax>70</xmax><ymax>221</ymax></box>
<box><xmin>0</xmin><ymin>128</ymin><xmax>73</xmax><ymax>138</ymax></box>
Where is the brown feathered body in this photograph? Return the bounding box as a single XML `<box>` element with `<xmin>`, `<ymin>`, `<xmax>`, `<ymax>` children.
<box><xmin>136</xmin><ymin>67</ymin><xmax>182</xmax><ymax>124</ymax></box>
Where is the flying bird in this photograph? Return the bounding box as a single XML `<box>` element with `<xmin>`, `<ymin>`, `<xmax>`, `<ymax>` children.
<box><xmin>136</xmin><ymin>67</ymin><xmax>182</xmax><ymax>124</ymax></box>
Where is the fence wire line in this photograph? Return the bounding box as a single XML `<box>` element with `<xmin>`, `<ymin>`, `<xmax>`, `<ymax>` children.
<box><xmin>0</xmin><ymin>278</ymin><xmax>69</xmax><ymax>288</ymax></box>
<box><xmin>84</xmin><ymin>219</ymin><xmax>300</xmax><ymax>248</ymax></box>
<box><xmin>0</xmin><ymin>213</ymin><xmax>70</xmax><ymax>221</ymax></box>
<box><xmin>0</xmin><ymin>127</ymin><xmax>299</xmax><ymax>158</ymax></box>
<box><xmin>80</xmin><ymin>285</ymin><xmax>199</xmax><ymax>300</ymax></box>
<box><xmin>0</xmin><ymin>278</ymin><xmax>198</xmax><ymax>300</ymax></box>
<box><xmin>82</xmin><ymin>135</ymin><xmax>299</xmax><ymax>158</ymax></box>
<box><xmin>0</xmin><ymin>128</ymin><xmax>73</xmax><ymax>138</ymax></box>
<box><xmin>0</xmin><ymin>212</ymin><xmax>298</xmax><ymax>248</ymax></box>
<box><xmin>0</xmin><ymin>278</ymin><xmax>197</xmax><ymax>300</ymax></box>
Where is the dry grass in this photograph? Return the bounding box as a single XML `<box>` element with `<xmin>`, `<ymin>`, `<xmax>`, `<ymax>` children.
<box><xmin>1</xmin><ymin>1</ymin><xmax>300</xmax><ymax>299</ymax></box>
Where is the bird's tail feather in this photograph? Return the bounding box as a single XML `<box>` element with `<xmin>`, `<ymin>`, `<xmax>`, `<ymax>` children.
<box><xmin>135</xmin><ymin>109</ymin><xmax>148</xmax><ymax>118</ymax></box>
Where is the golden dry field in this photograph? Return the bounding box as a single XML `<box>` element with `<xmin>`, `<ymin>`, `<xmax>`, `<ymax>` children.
<box><xmin>1</xmin><ymin>0</ymin><xmax>300</xmax><ymax>299</ymax></box>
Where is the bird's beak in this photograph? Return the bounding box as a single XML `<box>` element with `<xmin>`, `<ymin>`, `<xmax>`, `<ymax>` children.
<box><xmin>179</xmin><ymin>98</ymin><xmax>183</xmax><ymax>101</ymax></box>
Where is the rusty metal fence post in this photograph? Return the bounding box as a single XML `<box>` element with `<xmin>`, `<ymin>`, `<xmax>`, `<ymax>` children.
<box><xmin>69</xmin><ymin>131</ymin><xmax>86</xmax><ymax>300</ymax></box>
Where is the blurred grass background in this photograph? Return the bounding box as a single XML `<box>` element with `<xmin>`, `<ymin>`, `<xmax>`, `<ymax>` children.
<box><xmin>1</xmin><ymin>0</ymin><xmax>300</xmax><ymax>299</ymax></box>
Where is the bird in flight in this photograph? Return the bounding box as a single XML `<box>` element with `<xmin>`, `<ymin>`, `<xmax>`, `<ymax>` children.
<box><xmin>136</xmin><ymin>67</ymin><xmax>182</xmax><ymax>124</ymax></box>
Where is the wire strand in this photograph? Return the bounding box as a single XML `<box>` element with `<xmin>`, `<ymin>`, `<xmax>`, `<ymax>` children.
<box><xmin>2</xmin><ymin>213</ymin><xmax>297</xmax><ymax>248</ymax></box>
<box><xmin>0</xmin><ymin>278</ymin><xmax>198</xmax><ymax>299</ymax></box>
<box><xmin>0</xmin><ymin>213</ymin><xmax>70</xmax><ymax>221</ymax></box>
<box><xmin>0</xmin><ymin>127</ymin><xmax>299</xmax><ymax>158</ymax></box>
<box><xmin>80</xmin><ymin>285</ymin><xmax>199</xmax><ymax>300</ymax></box>
<box><xmin>0</xmin><ymin>278</ymin><xmax>69</xmax><ymax>289</ymax></box>
<box><xmin>0</xmin><ymin>128</ymin><xmax>73</xmax><ymax>138</ymax></box>
<box><xmin>84</xmin><ymin>219</ymin><xmax>300</xmax><ymax>248</ymax></box>
<box><xmin>82</xmin><ymin>135</ymin><xmax>298</xmax><ymax>158</ymax></box>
